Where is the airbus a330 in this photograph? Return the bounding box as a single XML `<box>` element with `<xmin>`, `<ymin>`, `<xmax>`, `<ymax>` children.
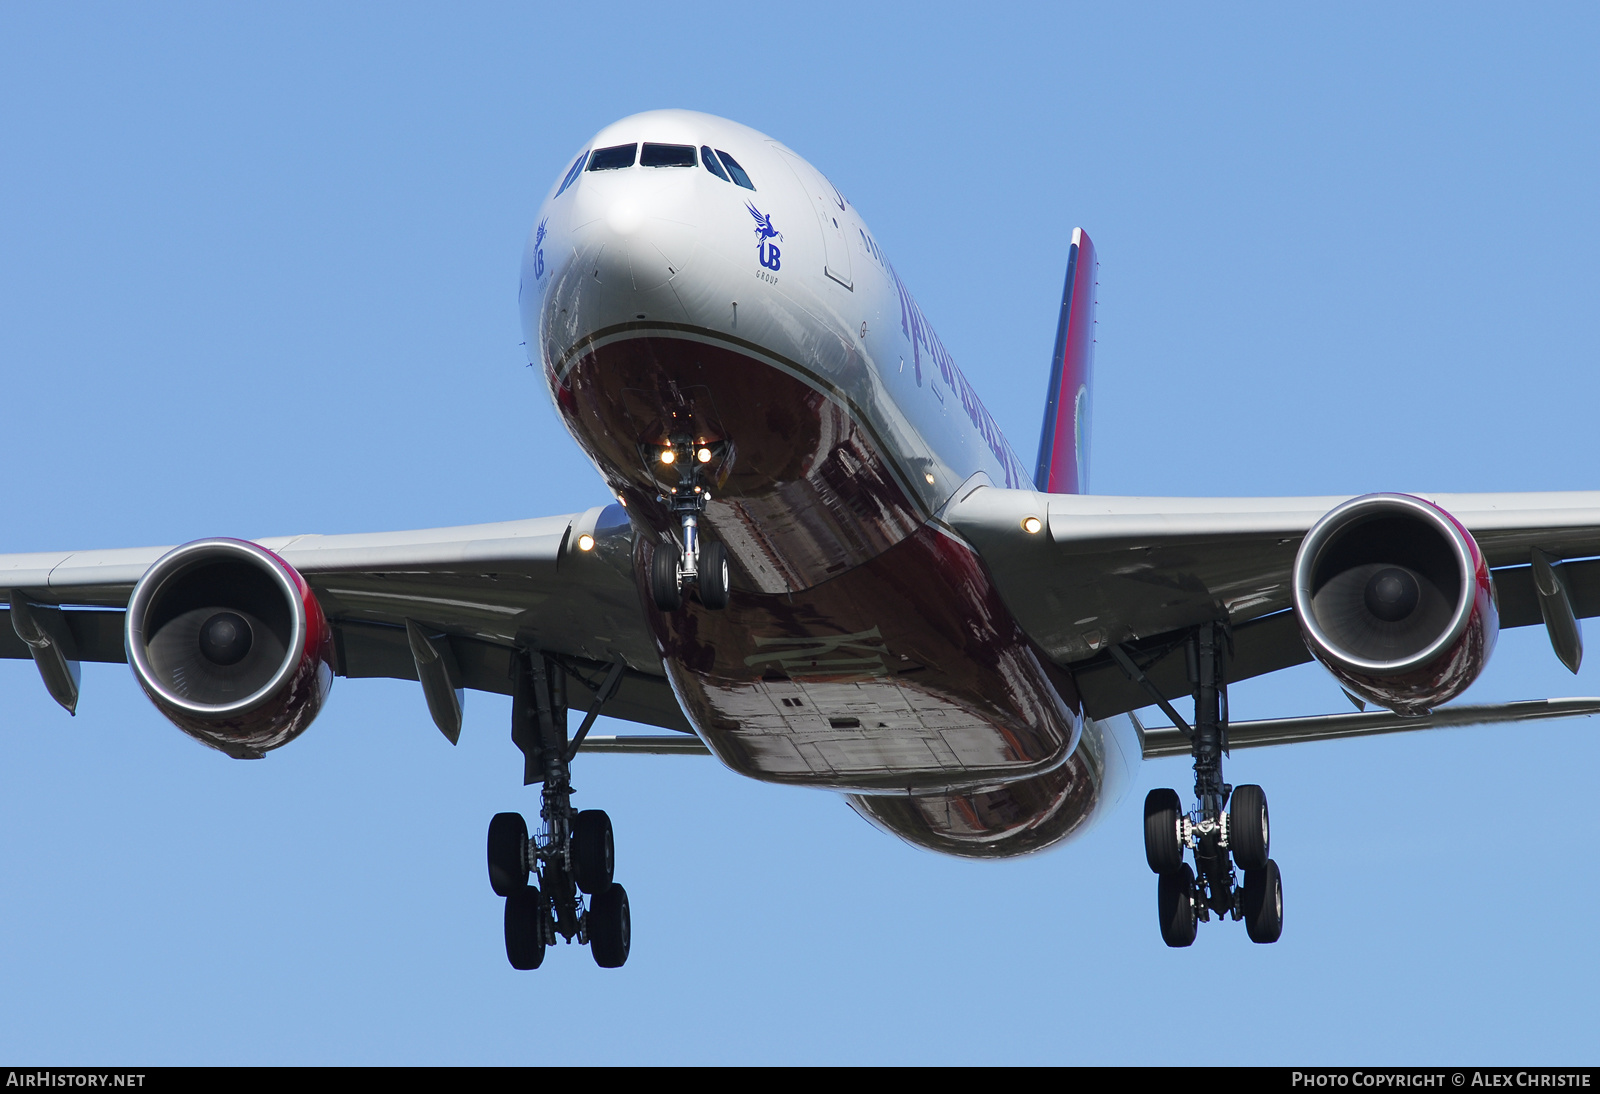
<box><xmin>7</xmin><ymin>110</ymin><xmax>1599</xmax><ymax>966</ymax></box>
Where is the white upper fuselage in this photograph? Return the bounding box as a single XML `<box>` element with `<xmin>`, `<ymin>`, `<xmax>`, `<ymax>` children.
<box><xmin>520</xmin><ymin>109</ymin><xmax>1033</xmax><ymax>520</ymax></box>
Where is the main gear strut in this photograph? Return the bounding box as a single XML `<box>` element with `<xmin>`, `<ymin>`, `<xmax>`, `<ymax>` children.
<box><xmin>1132</xmin><ymin>621</ymin><xmax>1283</xmax><ymax>946</ymax></box>
<box><xmin>487</xmin><ymin>652</ymin><xmax>631</xmax><ymax>969</ymax></box>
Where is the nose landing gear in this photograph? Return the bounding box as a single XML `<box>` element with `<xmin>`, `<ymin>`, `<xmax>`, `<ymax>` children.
<box><xmin>489</xmin><ymin>653</ymin><xmax>633</xmax><ymax>970</ymax></box>
<box><xmin>1135</xmin><ymin>622</ymin><xmax>1284</xmax><ymax>947</ymax></box>
<box><xmin>649</xmin><ymin>437</ymin><xmax>730</xmax><ymax>612</ymax></box>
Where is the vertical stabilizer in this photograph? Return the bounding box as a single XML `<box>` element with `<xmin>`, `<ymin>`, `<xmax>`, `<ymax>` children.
<box><xmin>1033</xmin><ymin>228</ymin><xmax>1097</xmax><ymax>494</ymax></box>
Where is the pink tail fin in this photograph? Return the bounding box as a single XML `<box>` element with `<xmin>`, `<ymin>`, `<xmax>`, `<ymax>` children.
<box><xmin>1032</xmin><ymin>228</ymin><xmax>1097</xmax><ymax>494</ymax></box>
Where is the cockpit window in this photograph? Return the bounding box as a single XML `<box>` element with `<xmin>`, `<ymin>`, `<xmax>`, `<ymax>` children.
<box><xmin>640</xmin><ymin>143</ymin><xmax>696</xmax><ymax>168</ymax></box>
<box><xmin>554</xmin><ymin>151</ymin><xmax>588</xmax><ymax>196</ymax></box>
<box><xmin>587</xmin><ymin>144</ymin><xmax>637</xmax><ymax>171</ymax></box>
<box><xmin>701</xmin><ymin>146</ymin><xmax>731</xmax><ymax>182</ymax></box>
<box><xmin>715</xmin><ymin>149</ymin><xmax>756</xmax><ymax>190</ymax></box>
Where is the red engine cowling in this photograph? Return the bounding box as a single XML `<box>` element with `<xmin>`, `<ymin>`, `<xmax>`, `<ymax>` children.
<box><xmin>1292</xmin><ymin>493</ymin><xmax>1497</xmax><ymax>715</ymax></box>
<box><xmin>125</xmin><ymin>538</ymin><xmax>335</xmax><ymax>758</ymax></box>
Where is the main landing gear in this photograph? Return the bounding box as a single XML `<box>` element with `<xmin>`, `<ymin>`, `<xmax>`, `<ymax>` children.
<box><xmin>649</xmin><ymin>436</ymin><xmax>730</xmax><ymax>612</ymax></box>
<box><xmin>488</xmin><ymin>652</ymin><xmax>631</xmax><ymax>969</ymax></box>
<box><xmin>1138</xmin><ymin>622</ymin><xmax>1283</xmax><ymax>947</ymax></box>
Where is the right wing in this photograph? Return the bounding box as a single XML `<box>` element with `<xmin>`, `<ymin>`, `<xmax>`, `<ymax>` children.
<box><xmin>0</xmin><ymin>502</ymin><xmax>691</xmax><ymax>735</ymax></box>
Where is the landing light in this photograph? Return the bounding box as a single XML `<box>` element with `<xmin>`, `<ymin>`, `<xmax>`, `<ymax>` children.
<box><xmin>924</xmin><ymin>473</ymin><xmax>936</xmax><ymax>485</ymax></box>
<box><xmin>697</xmin><ymin>447</ymin><xmax>712</xmax><ymax>463</ymax></box>
<box><xmin>577</xmin><ymin>534</ymin><xmax>596</xmax><ymax>552</ymax></box>
<box><xmin>659</xmin><ymin>449</ymin><xmax>676</xmax><ymax>465</ymax></box>
<box><xmin>1022</xmin><ymin>516</ymin><xmax>1043</xmax><ymax>535</ymax></box>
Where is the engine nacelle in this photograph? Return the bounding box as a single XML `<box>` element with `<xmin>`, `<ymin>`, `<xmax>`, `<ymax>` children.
<box><xmin>1292</xmin><ymin>493</ymin><xmax>1497</xmax><ymax>715</ymax></box>
<box><xmin>125</xmin><ymin>538</ymin><xmax>335</xmax><ymax>758</ymax></box>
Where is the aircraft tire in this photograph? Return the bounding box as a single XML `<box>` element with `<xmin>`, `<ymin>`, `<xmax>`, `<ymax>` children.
<box><xmin>572</xmin><ymin>809</ymin><xmax>615</xmax><ymax>895</ymax></box>
<box><xmin>589</xmin><ymin>883</ymin><xmax>631</xmax><ymax>968</ymax></box>
<box><xmin>699</xmin><ymin>541</ymin><xmax>730</xmax><ymax>610</ymax></box>
<box><xmin>1144</xmin><ymin>789</ymin><xmax>1185</xmax><ymax>874</ymax></box>
<box><xmin>651</xmin><ymin>542</ymin><xmax>682</xmax><ymax>611</ymax></box>
<box><xmin>487</xmin><ymin>812</ymin><xmax>529</xmax><ymax>897</ymax></box>
<box><xmin>1242</xmin><ymin>859</ymin><xmax>1283</xmax><ymax>944</ymax></box>
<box><xmin>1229</xmin><ymin>784</ymin><xmax>1270</xmax><ymax>871</ymax></box>
<box><xmin>1157</xmin><ymin>864</ymin><xmax>1197</xmax><ymax>948</ymax></box>
<box><xmin>505</xmin><ymin>885</ymin><xmax>548</xmax><ymax>970</ymax></box>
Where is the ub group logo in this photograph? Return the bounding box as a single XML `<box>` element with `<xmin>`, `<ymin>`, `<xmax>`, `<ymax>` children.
<box><xmin>747</xmin><ymin>203</ymin><xmax>782</xmax><ymax>271</ymax></box>
<box><xmin>533</xmin><ymin>218</ymin><xmax>548</xmax><ymax>280</ymax></box>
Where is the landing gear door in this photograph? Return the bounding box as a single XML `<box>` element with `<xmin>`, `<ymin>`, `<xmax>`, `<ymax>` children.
<box><xmin>774</xmin><ymin>147</ymin><xmax>853</xmax><ymax>291</ymax></box>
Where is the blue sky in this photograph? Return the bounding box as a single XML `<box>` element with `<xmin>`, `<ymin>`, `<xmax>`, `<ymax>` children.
<box><xmin>2</xmin><ymin>3</ymin><xmax>1598</xmax><ymax>1064</ymax></box>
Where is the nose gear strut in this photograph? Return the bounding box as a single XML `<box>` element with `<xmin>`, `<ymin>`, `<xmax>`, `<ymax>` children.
<box><xmin>650</xmin><ymin>436</ymin><xmax>730</xmax><ymax>611</ymax></box>
<box><xmin>1130</xmin><ymin>621</ymin><xmax>1283</xmax><ymax>947</ymax></box>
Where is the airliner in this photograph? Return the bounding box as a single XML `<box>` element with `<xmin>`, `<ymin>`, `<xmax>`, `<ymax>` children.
<box><xmin>6</xmin><ymin>109</ymin><xmax>1600</xmax><ymax>967</ymax></box>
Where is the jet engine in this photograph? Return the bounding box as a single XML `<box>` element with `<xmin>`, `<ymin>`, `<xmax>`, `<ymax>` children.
<box><xmin>1292</xmin><ymin>493</ymin><xmax>1497</xmax><ymax>715</ymax></box>
<box><xmin>125</xmin><ymin>539</ymin><xmax>335</xmax><ymax>758</ymax></box>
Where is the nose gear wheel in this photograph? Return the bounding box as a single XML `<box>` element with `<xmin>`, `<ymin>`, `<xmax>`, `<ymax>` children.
<box><xmin>651</xmin><ymin>542</ymin><xmax>682</xmax><ymax>611</ymax></box>
<box><xmin>650</xmin><ymin>436</ymin><xmax>731</xmax><ymax>612</ymax></box>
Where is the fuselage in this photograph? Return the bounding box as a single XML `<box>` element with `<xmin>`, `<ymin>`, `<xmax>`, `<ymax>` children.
<box><xmin>521</xmin><ymin>110</ymin><xmax>1137</xmax><ymax>857</ymax></box>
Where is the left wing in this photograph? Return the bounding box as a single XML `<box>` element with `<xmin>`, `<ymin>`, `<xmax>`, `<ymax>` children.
<box><xmin>945</xmin><ymin>485</ymin><xmax>1600</xmax><ymax>719</ymax></box>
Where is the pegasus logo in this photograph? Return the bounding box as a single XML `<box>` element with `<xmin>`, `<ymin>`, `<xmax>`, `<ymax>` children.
<box><xmin>747</xmin><ymin>203</ymin><xmax>782</xmax><ymax>272</ymax></box>
<box><xmin>747</xmin><ymin>202</ymin><xmax>780</xmax><ymax>241</ymax></box>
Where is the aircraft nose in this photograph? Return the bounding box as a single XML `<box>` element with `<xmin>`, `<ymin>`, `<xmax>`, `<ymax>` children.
<box><xmin>530</xmin><ymin>153</ymin><xmax>725</xmax><ymax>368</ymax></box>
<box><xmin>604</xmin><ymin>197</ymin><xmax>646</xmax><ymax>237</ymax></box>
<box><xmin>567</xmin><ymin>167</ymin><xmax>700</xmax><ymax>294</ymax></box>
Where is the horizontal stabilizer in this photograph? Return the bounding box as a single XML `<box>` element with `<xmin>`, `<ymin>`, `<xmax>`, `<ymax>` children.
<box><xmin>1138</xmin><ymin>697</ymin><xmax>1600</xmax><ymax>760</ymax></box>
<box><xmin>576</xmin><ymin>734</ymin><xmax>710</xmax><ymax>755</ymax></box>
